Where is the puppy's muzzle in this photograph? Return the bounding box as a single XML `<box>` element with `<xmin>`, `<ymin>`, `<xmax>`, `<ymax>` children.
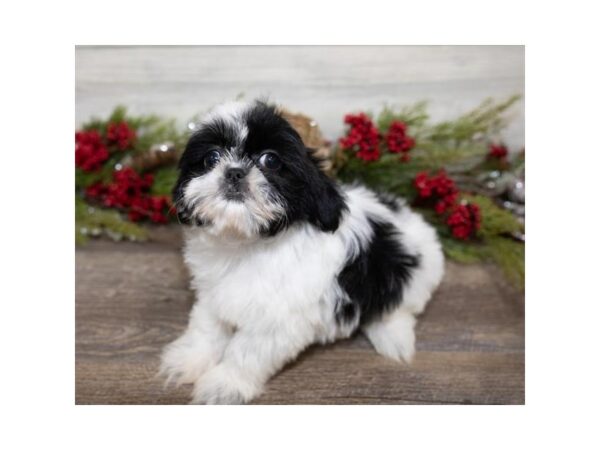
<box><xmin>223</xmin><ymin>167</ymin><xmax>248</xmax><ymax>201</ymax></box>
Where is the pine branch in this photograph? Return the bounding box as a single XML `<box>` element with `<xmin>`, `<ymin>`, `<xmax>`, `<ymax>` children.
<box><xmin>75</xmin><ymin>197</ymin><xmax>147</xmax><ymax>244</ymax></box>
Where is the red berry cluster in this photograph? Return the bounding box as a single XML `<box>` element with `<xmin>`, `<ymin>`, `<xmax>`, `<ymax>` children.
<box><xmin>446</xmin><ymin>203</ymin><xmax>481</xmax><ymax>240</ymax></box>
<box><xmin>75</xmin><ymin>130</ymin><xmax>109</xmax><ymax>172</ymax></box>
<box><xmin>339</xmin><ymin>114</ymin><xmax>417</xmax><ymax>163</ymax></box>
<box><xmin>414</xmin><ymin>171</ymin><xmax>481</xmax><ymax>240</ymax></box>
<box><xmin>338</xmin><ymin>113</ymin><xmax>381</xmax><ymax>161</ymax></box>
<box><xmin>75</xmin><ymin>122</ymin><xmax>136</xmax><ymax>172</ymax></box>
<box><xmin>386</xmin><ymin>121</ymin><xmax>416</xmax><ymax>162</ymax></box>
<box><xmin>489</xmin><ymin>143</ymin><xmax>508</xmax><ymax>159</ymax></box>
<box><xmin>107</xmin><ymin>122</ymin><xmax>137</xmax><ymax>150</ymax></box>
<box><xmin>85</xmin><ymin>167</ymin><xmax>171</xmax><ymax>223</ymax></box>
<box><xmin>414</xmin><ymin>170</ymin><xmax>458</xmax><ymax>214</ymax></box>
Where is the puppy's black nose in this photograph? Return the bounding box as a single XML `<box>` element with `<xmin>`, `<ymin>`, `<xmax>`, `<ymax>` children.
<box><xmin>225</xmin><ymin>167</ymin><xmax>247</xmax><ymax>182</ymax></box>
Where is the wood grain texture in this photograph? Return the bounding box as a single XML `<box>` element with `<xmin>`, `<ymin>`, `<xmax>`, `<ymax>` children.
<box><xmin>75</xmin><ymin>46</ymin><xmax>524</xmax><ymax>150</ymax></box>
<box><xmin>75</xmin><ymin>228</ymin><xmax>524</xmax><ymax>405</ymax></box>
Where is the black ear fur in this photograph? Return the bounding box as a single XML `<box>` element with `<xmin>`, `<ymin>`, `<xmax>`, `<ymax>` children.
<box><xmin>305</xmin><ymin>151</ymin><xmax>347</xmax><ymax>232</ymax></box>
<box><xmin>171</xmin><ymin>178</ymin><xmax>192</xmax><ymax>225</ymax></box>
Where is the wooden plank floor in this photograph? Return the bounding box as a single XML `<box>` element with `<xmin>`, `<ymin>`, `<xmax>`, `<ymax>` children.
<box><xmin>75</xmin><ymin>228</ymin><xmax>524</xmax><ymax>405</ymax></box>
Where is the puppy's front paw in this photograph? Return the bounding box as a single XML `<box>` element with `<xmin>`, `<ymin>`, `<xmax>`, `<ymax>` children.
<box><xmin>159</xmin><ymin>333</ymin><xmax>216</xmax><ymax>387</ymax></box>
<box><xmin>191</xmin><ymin>364</ymin><xmax>262</xmax><ymax>405</ymax></box>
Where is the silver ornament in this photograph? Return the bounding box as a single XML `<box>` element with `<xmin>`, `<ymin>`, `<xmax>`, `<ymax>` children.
<box><xmin>508</xmin><ymin>179</ymin><xmax>525</xmax><ymax>204</ymax></box>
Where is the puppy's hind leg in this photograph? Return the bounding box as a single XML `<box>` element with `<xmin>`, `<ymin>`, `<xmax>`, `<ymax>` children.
<box><xmin>362</xmin><ymin>250</ymin><xmax>443</xmax><ymax>363</ymax></box>
<box><xmin>362</xmin><ymin>259</ymin><xmax>443</xmax><ymax>363</ymax></box>
<box><xmin>363</xmin><ymin>306</ymin><xmax>417</xmax><ymax>363</ymax></box>
<box><xmin>364</xmin><ymin>206</ymin><xmax>445</xmax><ymax>363</ymax></box>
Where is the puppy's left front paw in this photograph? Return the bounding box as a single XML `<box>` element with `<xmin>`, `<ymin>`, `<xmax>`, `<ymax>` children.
<box><xmin>191</xmin><ymin>364</ymin><xmax>262</xmax><ymax>405</ymax></box>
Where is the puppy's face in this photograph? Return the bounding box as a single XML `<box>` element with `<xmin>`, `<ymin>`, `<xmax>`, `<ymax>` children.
<box><xmin>173</xmin><ymin>101</ymin><xmax>346</xmax><ymax>239</ymax></box>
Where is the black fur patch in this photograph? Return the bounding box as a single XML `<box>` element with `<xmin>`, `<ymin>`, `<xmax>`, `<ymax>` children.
<box><xmin>337</xmin><ymin>302</ymin><xmax>358</xmax><ymax>324</ymax></box>
<box><xmin>336</xmin><ymin>218</ymin><xmax>420</xmax><ymax>325</ymax></box>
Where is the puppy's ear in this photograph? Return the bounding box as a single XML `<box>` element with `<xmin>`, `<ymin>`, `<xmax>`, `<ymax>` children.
<box><xmin>307</xmin><ymin>169</ymin><xmax>347</xmax><ymax>232</ymax></box>
<box><xmin>172</xmin><ymin>176</ymin><xmax>193</xmax><ymax>225</ymax></box>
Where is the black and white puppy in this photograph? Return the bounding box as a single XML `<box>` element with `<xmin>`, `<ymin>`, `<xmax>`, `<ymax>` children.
<box><xmin>160</xmin><ymin>101</ymin><xmax>444</xmax><ymax>404</ymax></box>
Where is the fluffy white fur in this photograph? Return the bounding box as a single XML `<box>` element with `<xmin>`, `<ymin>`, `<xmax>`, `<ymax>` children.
<box><xmin>161</xmin><ymin>185</ymin><xmax>444</xmax><ymax>404</ymax></box>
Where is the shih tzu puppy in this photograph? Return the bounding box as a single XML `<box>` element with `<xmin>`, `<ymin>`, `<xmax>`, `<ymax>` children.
<box><xmin>160</xmin><ymin>100</ymin><xmax>444</xmax><ymax>404</ymax></box>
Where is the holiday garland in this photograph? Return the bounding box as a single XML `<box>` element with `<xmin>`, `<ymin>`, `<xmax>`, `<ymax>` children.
<box><xmin>332</xmin><ymin>95</ymin><xmax>524</xmax><ymax>287</ymax></box>
<box><xmin>75</xmin><ymin>107</ymin><xmax>188</xmax><ymax>244</ymax></box>
<box><xmin>75</xmin><ymin>97</ymin><xmax>524</xmax><ymax>288</ymax></box>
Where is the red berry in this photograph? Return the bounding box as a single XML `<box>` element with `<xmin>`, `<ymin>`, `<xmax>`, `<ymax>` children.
<box><xmin>107</xmin><ymin>122</ymin><xmax>136</xmax><ymax>150</ymax></box>
<box><xmin>489</xmin><ymin>144</ymin><xmax>508</xmax><ymax>159</ymax></box>
<box><xmin>413</xmin><ymin>171</ymin><xmax>481</xmax><ymax>240</ymax></box>
<box><xmin>446</xmin><ymin>202</ymin><xmax>481</xmax><ymax>240</ymax></box>
<box><xmin>75</xmin><ymin>130</ymin><xmax>109</xmax><ymax>172</ymax></box>
<box><xmin>339</xmin><ymin>113</ymin><xmax>381</xmax><ymax>162</ymax></box>
<box><xmin>84</xmin><ymin>166</ymin><xmax>170</xmax><ymax>224</ymax></box>
<box><xmin>386</xmin><ymin>121</ymin><xmax>415</xmax><ymax>161</ymax></box>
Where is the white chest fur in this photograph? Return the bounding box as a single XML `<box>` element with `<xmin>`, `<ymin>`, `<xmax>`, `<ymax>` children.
<box><xmin>183</xmin><ymin>223</ymin><xmax>348</xmax><ymax>332</ymax></box>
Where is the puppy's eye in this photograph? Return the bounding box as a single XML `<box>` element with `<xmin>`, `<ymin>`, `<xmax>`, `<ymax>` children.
<box><xmin>258</xmin><ymin>152</ymin><xmax>282</xmax><ymax>170</ymax></box>
<box><xmin>203</xmin><ymin>150</ymin><xmax>221</xmax><ymax>170</ymax></box>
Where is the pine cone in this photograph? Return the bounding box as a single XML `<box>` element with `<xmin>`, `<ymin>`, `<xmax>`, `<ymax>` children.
<box><xmin>279</xmin><ymin>109</ymin><xmax>333</xmax><ymax>174</ymax></box>
<box><xmin>121</xmin><ymin>142</ymin><xmax>178</xmax><ymax>172</ymax></box>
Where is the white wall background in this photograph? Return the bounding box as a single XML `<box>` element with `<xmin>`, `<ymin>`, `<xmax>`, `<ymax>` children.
<box><xmin>76</xmin><ymin>46</ymin><xmax>524</xmax><ymax>148</ymax></box>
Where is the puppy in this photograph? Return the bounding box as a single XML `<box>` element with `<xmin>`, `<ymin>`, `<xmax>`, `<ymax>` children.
<box><xmin>160</xmin><ymin>101</ymin><xmax>444</xmax><ymax>404</ymax></box>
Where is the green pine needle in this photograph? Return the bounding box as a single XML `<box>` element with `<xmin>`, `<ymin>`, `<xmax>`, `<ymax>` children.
<box><xmin>150</xmin><ymin>167</ymin><xmax>179</xmax><ymax>196</ymax></box>
<box><xmin>75</xmin><ymin>197</ymin><xmax>147</xmax><ymax>244</ymax></box>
